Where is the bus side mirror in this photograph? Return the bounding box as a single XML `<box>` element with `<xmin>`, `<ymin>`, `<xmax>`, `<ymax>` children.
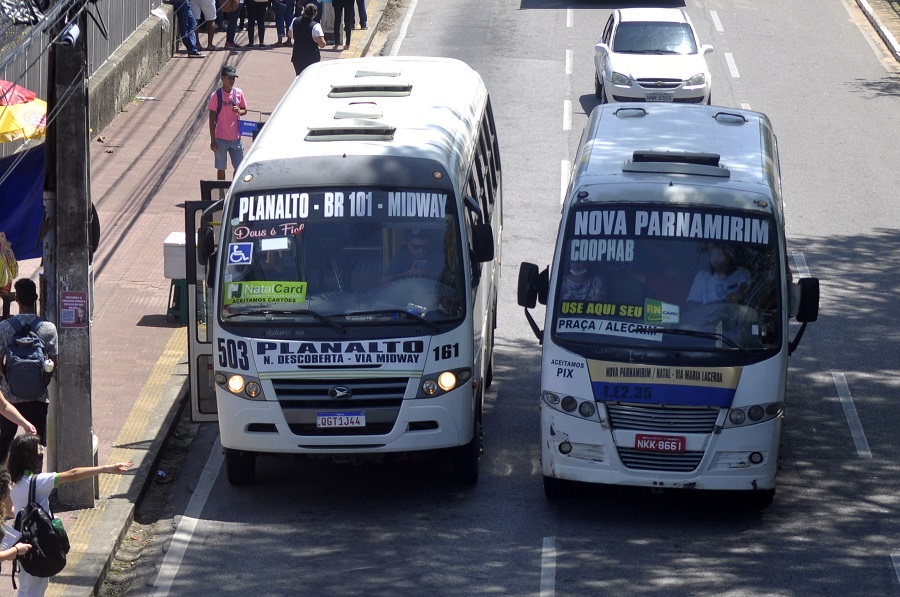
<box><xmin>789</xmin><ymin>277</ymin><xmax>820</xmax><ymax>322</ymax></box>
<box><xmin>518</xmin><ymin>262</ymin><xmax>540</xmax><ymax>308</ymax></box>
<box><xmin>206</xmin><ymin>250</ymin><xmax>218</xmax><ymax>289</ymax></box>
<box><xmin>473</xmin><ymin>224</ymin><xmax>494</xmax><ymax>263</ymax></box>
<box><xmin>198</xmin><ymin>227</ymin><xmax>216</xmax><ymax>266</ymax></box>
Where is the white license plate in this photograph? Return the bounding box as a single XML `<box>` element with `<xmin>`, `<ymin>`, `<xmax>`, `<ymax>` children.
<box><xmin>646</xmin><ymin>93</ymin><xmax>673</xmax><ymax>102</ymax></box>
<box><xmin>316</xmin><ymin>412</ymin><xmax>365</xmax><ymax>428</ymax></box>
<box><xmin>635</xmin><ymin>433</ymin><xmax>685</xmax><ymax>452</ymax></box>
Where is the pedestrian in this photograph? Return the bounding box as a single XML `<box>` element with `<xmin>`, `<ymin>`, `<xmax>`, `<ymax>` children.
<box><xmin>245</xmin><ymin>0</ymin><xmax>269</xmax><ymax>47</ymax></box>
<box><xmin>223</xmin><ymin>0</ymin><xmax>245</xmax><ymax>48</ymax></box>
<box><xmin>208</xmin><ymin>65</ymin><xmax>248</xmax><ymax>184</ymax></box>
<box><xmin>172</xmin><ymin>0</ymin><xmax>204</xmax><ymax>56</ymax></box>
<box><xmin>0</xmin><ymin>388</ymin><xmax>37</xmax><ymax>438</ymax></box>
<box><xmin>191</xmin><ymin>0</ymin><xmax>218</xmax><ymax>51</ymax></box>
<box><xmin>288</xmin><ymin>3</ymin><xmax>326</xmax><ymax>75</ymax></box>
<box><xmin>272</xmin><ymin>0</ymin><xmax>293</xmax><ymax>46</ymax></box>
<box><xmin>7</xmin><ymin>434</ymin><xmax>132</xmax><ymax>597</ymax></box>
<box><xmin>0</xmin><ymin>466</ymin><xmax>33</xmax><ymax>562</ymax></box>
<box><xmin>0</xmin><ymin>278</ymin><xmax>57</xmax><ymax>465</ymax></box>
<box><xmin>355</xmin><ymin>0</ymin><xmax>366</xmax><ymax>29</ymax></box>
<box><xmin>331</xmin><ymin>0</ymin><xmax>354</xmax><ymax>51</ymax></box>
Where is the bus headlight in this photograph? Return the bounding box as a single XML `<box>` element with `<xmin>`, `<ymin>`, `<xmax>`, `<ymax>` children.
<box><xmin>227</xmin><ymin>375</ymin><xmax>244</xmax><ymax>393</ymax></box>
<box><xmin>725</xmin><ymin>402</ymin><xmax>783</xmax><ymax>428</ymax></box>
<box><xmin>418</xmin><ymin>368</ymin><xmax>471</xmax><ymax>398</ymax></box>
<box><xmin>542</xmin><ymin>391</ymin><xmax>599</xmax><ymax>421</ymax></box>
<box><xmin>218</xmin><ymin>374</ymin><xmax>265</xmax><ymax>400</ymax></box>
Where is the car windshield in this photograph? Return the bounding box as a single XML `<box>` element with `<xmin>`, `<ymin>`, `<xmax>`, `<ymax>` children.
<box><xmin>218</xmin><ymin>188</ymin><xmax>466</xmax><ymax>326</ymax></box>
<box><xmin>613</xmin><ymin>22</ymin><xmax>698</xmax><ymax>55</ymax></box>
<box><xmin>552</xmin><ymin>205</ymin><xmax>781</xmax><ymax>352</ymax></box>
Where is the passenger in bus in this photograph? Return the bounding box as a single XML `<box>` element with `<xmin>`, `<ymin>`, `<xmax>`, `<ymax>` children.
<box><xmin>561</xmin><ymin>258</ymin><xmax>607</xmax><ymax>301</ymax></box>
<box><xmin>381</xmin><ymin>232</ymin><xmax>441</xmax><ymax>283</ymax></box>
<box><xmin>687</xmin><ymin>244</ymin><xmax>750</xmax><ymax>305</ymax></box>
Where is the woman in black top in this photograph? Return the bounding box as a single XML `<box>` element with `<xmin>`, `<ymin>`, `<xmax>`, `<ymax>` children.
<box><xmin>289</xmin><ymin>3</ymin><xmax>327</xmax><ymax>76</ymax></box>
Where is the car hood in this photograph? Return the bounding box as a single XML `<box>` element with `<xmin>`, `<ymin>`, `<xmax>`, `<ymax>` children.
<box><xmin>607</xmin><ymin>53</ymin><xmax>709</xmax><ymax>80</ymax></box>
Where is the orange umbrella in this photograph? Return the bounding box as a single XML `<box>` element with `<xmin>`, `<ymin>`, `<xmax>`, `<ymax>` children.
<box><xmin>0</xmin><ymin>98</ymin><xmax>47</xmax><ymax>142</ymax></box>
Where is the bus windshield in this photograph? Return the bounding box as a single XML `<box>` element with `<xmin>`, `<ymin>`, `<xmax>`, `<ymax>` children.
<box><xmin>218</xmin><ymin>187</ymin><xmax>466</xmax><ymax>326</ymax></box>
<box><xmin>552</xmin><ymin>204</ymin><xmax>781</xmax><ymax>351</ymax></box>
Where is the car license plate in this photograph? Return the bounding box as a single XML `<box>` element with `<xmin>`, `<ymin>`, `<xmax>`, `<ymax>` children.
<box><xmin>316</xmin><ymin>412</ymin><xmax>365</xmax><ymax>428</ymax></box>
<box><xmin>646</xmin><ymin>92</ymin><xmax>673</xmax><ymax>102</ymax></box>
<box><xmin>635</xmin><ymin>434</ymin><xmax>685</xmax><ymax>452</ymax></box>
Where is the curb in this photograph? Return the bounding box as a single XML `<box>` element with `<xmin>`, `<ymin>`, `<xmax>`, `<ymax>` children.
<box><xmin>856</xmin><ymin>0</ymin><xmax>900</xmax><ymax>62</ymax></box>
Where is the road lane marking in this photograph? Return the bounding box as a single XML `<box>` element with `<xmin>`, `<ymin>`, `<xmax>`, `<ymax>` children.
<box><xmin>150</xmin><ymin>436</ymin><xmax>225</xmax><ymax>596</ymax></box>
<box><xmin>832</xmin><ymin>372</ymin><xmax>872</xmax><ymax>459</ymax></box>
<box><xmin>741</xmin><ymin>102</ymin><xmax>751</xmax><ymax>110</ymax></box>
<box><xmin>540</xmin><ymin>536</ymin><xmax>556</xmax><ymax>597</ymax></box>
<box><xmin>389</xmin><ymin>0</ymin><xmax>418</xmax><ymax>55</ymax></box>
<box><xmin>725</xmin><ymin>53</ymin><xmax>740</xmax><ymax>78</ymax></box>
<box><xmin>711</xmin><ymin>10</ymin><xmax>724</xmax><ymax>32</ymax></box>
<box><xmin>563</xmin><ymin>100</ymin><xmax>572</xmax><ymax>131</ymax></box>
<box><xmin>890</xmin><ymin>553</ymin><xmax>900</xmax><ymax>584</ymax></box>
<box><xmin>565</xmin><ymin>49</ymin><xmax>573</xmax><ymax>75</ymax></box>
<box><xmin>567</xmin><ymin>9</ymin><xmax>573</xmax><ymax>28</ymax></box>
<box><xmin>561</xmin><ymin>160</ymin><xmax>570</xmax><ymax>204</ymax></box>
<box><xmin>791</xmin><ymin>251</ymin><xmax>809</xmax><ymax>278</ymax></box>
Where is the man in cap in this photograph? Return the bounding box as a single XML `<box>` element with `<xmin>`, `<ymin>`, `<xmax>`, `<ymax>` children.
<box><xmin>207</xmin><ymin>65</ymin><xmax>248</xmax><ymax>186</ymax></box>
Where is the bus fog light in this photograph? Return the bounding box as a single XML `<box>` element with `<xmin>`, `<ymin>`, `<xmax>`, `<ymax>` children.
<box><xmin>215</xmin><ymin>372</ymin><xmax>227</xmax><ymax>385</ymax></box>
<box><xmin>438</xmin><ymin>371</ymin><xmax>457</xmax><ymax>391</ymax></box>
<box><xmin>749</xmin><ymin>452</ymin><xmax>764</xmax><ymax>465</ymax></box>
<box><xmin>423</xmin><ymin>379</ymin><xmax>438</xmax><ymax>395</ymax></box>
<box><xmin>561</xmin><ymin>396</ymin><xmax>577</xmax><ymax>412</ymax></box>
<box><xmin>542</xmin><ymin>391</ymin><xmax>560</xmax><ymax>405</ymax></box>
<box><xmin>748</xmin><ymin>405</ymin><xmax>764</xmax><ymax>421</ymax></box>
<box><xmin>245</xmin><ymin>381</ymin><xmax>261</xmax><ymax>398</ymax></box>
<box><xmin>227</xmin><ymin>375</ymin><xmax>245</xmax><ymax>393</ymax></box>
<box><xmin>729</xmin><ymin>409</ymin><xmax>746</xmax><ymax>425</ymax></box>
<box><xmin>559</xmin><ymin>441</ymin><xmax>573</xmax><ymax>455</ymax></box>
<box><xmin>578</xmin><ymin>401</ymin><xmax>596</xmax><ymax>417</ymax></box>
<box><xmin>457</xmin><ymin>369</ymin><xmax>472</xmax><ymax>382</ymax></box>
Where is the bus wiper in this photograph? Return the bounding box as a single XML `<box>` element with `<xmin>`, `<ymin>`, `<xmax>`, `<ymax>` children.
<box><xmin>223</xmin><ymin>308</ymin><xmax>345</xmax><ymax>331</ymax></box>
<box><xmin>350</xmin><ymin>309</ymin><xmax>440</xmax><ymax>331</ymax></box>
<box><xmin>655</xmin><ymin>327</ymin><xmax>746</xmax><ymax>351</ymax></box>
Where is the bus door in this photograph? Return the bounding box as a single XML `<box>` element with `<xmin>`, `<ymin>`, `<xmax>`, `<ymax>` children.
<box><xmin>184</xmin><ymin>180</ymin><xmax>228</xmax><ymax>422</ymax></box>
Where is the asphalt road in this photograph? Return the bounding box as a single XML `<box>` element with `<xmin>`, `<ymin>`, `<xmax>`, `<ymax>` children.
<box><xmin>103</xmin><ymin>0</ymin><xmax>900</xmax><ymax>595</ymax></box>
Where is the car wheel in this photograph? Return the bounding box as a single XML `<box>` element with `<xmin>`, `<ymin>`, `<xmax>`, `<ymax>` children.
<box><xmin>706</xmin><ymin>93</ymin><xmax>712</xmax><ymax>106</ymax></box>
<box><xmin>594</xmin><ymin>73</ymin><xmax>602</xmax><ymax>100</ymax></box>
<box><xmin>599</xmin><ymin>81</ymin><xmax>609</xmax><ymax>105</ymax></box>
<box><xmin>224</xmin><ymin>448</ymin><xmax>256</xmax><ymax>485</ymax></box>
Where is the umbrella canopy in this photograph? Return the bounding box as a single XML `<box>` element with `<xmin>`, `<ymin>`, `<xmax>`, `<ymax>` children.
<box><xmin>0</xmin><ymin>98</ymin><xmax>47</xmax><ymax>142</ymax></box>
<box><xmin>0</xmin><ymin>80</ymin><xmax>37</xmax><ymax>106</ymax></box>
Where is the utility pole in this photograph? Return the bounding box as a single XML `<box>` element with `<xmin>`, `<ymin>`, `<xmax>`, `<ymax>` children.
<box><xmin>46</xmin><ymin>1</ymin><xmax>94</xmax><ymax>508</ymax></box>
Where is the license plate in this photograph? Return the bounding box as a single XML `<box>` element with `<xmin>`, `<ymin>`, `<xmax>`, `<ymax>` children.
<box><xmin>316</xmin><ymin>412</ymin><xmax>365</xmax><ymax>428</ymax></box>
<box><xmin>635</xmin><ymin>434</ymin><xmax>685</xmax><ymax>452</ymax></box>
<box><xmin>646</xmin><ymin>92</ymin><xmax>673</xmax><ymax>102</ymax></box>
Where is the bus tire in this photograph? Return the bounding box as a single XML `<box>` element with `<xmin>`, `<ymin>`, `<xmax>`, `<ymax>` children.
<box><xmin>225</xmin><ymin>448</ymin><xmax>256</xmax><ymax>485</ymax></box>
<box><xmin>543</xmin><ymin>475</ymin><xmax>574</xmax><ymax>499</ymax></box>
<box><xmin>453</xmin><ymin>418</ymin><xmax>482</xmax><ymax>484</ymax></box>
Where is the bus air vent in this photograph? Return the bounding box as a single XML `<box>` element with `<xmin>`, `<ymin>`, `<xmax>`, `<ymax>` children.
<box><xmin>624</xmin><ymin>150</ymin><xmax>729</xmax><ymax>178</ymax></box>
<box><xmin>334</xmin><ymin>102</ymin><xmax>383</xmax><ymax>120</ymax></box>
<box><xmin>328</xmin><ymin>83</ymin><xmax>413</xmax><ymax>98</ymax></box>
<box><xmin>306</xmin><ymin>120</ymin><xmax>396</xmax><ymax>141</ymax></box>
<box><xmin>355</xmin><ymin>66</ymin><xmax>402</xmax><ymax>78</ymax></box>
<box><xmin>632</xmin><ymin>150</ymin><xmax>720</xmax><ymax>166</ymax></box>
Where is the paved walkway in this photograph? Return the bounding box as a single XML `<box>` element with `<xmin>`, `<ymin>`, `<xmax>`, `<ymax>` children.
<box><xmin>7</xmin><ymin>2</ymin><xmax>385</xmax><ymax>595</ymax></box>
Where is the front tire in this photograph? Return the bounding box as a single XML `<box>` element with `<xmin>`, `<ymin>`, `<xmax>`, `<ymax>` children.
<box><xmin>225</xmin><ymin>448</ymin><xmax>257</xmax><ymax>485</ymax></box>
<box><xmin>594</xmin><ymin>73</ymin><xmax>602</xmax><ymax>99</ymax></box>
<box><xmin>453</xmin><ymin>418</ymin><xmax>482</xmax><ymax>484</ymax></box>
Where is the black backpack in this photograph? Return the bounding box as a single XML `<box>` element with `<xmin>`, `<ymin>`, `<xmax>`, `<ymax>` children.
<box><xmin>13</xmin><ymin>476</ymin><xmax>69</xmax><ymax>579</ymax></box>
<box><xmin>4</xmin><ymin>316</ymin><xmax>51</xmax><ymax>400</ymax></box>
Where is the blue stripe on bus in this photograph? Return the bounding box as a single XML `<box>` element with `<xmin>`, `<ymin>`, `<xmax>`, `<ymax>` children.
<box><xmin>591</xmin><ymin>381</ymin><xmax>735</xmax><ymax>407</ymax></box>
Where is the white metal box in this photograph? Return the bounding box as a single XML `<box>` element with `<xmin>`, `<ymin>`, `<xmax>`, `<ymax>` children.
<box><xmin>163</xmin><ymin>231</ymin><xmax>186</xmax><ymax>280</ymax></box>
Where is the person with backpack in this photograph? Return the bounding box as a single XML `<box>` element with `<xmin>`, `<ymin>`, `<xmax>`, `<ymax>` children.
<box><xmin>207</xmin><ymin>65</ymin><xmax>248</xmax><ymax>187</ymax></box>
<box><xmin>0</xmin><ymin>466</ymin><xmax>33</xmax><ymax>562</ymax></box>
<box><xmin>0</xmin><ymin>278</ymin><xmax>58</xmax><ymax>465</ymax></box>
<box><xmin>288</xmin><ymin>3</ymin><xmax>327</xmax><ymax>76</ymax></box>
<box><xmin>7</xmin><ymin>435</ymin><xmax>131</xmax><ymax>596</ymax></box>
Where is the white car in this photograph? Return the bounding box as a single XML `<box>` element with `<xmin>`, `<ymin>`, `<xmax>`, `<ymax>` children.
<box><xmin>594</xmin><ymin>8</ymin><xmax>713</xmax><ymax>105</ymax></box>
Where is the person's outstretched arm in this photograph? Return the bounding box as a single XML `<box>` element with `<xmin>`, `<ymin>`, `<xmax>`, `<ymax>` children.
<box><xmin>0</xmin><ymin>391</ymin><xmax>36</xmax><ymax>435</ymax></box>
<box><xmin>57</xmin><ymin>461</ymin><xmax>132</xmax><ymax>485</ymax></box>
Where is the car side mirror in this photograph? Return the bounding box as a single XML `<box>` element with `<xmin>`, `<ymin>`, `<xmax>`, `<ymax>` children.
<box><xmin>473</xmin><ymin>224</ymin><xmax>494</xmax><ymax>263</ymax></box>
<box><xmin>205</xmin><ymin>250</ymin><xmax>218</xmax><ymax>289</ymax></box>
<box><xmin>702</xmin><ymin>44</ymin><xmax>714</xmax><ymax>55</ymax></box>
<box><xmin>595</xmin><ymin>42</ymin><xmax>609</xmax><ymax>54</ymax></box>
<box><xmin>198</xmin><ymin>226</ymin><xmax>216</xmax><ymax>266</ymax></box>
<box><xmin>795</xmin><ymin>277</ymin><xmax>819</xmax><ymax>323</ymax></box>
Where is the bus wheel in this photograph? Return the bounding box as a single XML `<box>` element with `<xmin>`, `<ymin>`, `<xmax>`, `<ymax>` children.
<box><xmin>453</xmin><ymin>418</ymin><xmax>482</xmax><ymax>484</ymax></box>
<box><xmin>543</xmin><ymin>475</ymin><xmax>574</xmax><ymax>499</ymax></box>
<box><xmin>225</xmin><ymin>448</ymin><xmax>257</xmax><ymax>485</ymax></box>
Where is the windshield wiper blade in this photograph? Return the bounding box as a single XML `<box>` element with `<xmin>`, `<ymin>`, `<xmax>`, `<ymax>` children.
<box><xmin>223</xmin><ymin>308</ymin><xmax>345</xmax><ymax>331</ymax></box>
<box><xmin>655</xmin><ymin>327</ymin><xmax>746</xmax><ymax>351</ymax></box>
<box><xmin>349</xmin><ymin>309</ymin><xmax>440</xmax><ymax>331</ymax></box>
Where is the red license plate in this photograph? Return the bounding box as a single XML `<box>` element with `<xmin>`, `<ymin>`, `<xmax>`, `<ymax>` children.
<box><xmin>635</xmin><ymin>434</ymin><xmax>685</xmax><ymax>452</ymax></box>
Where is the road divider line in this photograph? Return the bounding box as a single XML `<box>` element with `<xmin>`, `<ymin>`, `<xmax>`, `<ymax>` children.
<box><xmin>832</xmin><ymin>372</ymin><xmax>872</xmax><ymax>459</ymax></box>
<box><xmin>563</xmin><ymin>100</ymin><xmax>572</xmax><ymax>131</ymax></box>
<box><xmin>711</xmin><ymin>10</ymin><xmax>724</xmax><ymax>32</ymax></box>
<box><xmin>791</xmin><ymin>251</ymin><xmax>809</xmax><ymax>278</ymax></box>
<box><xmin>891</xmin><ymin>553</ymin><xmax>900</xmax><ymax>585</ymax></box>
<box><xmin>567</xmin><ymin>9</ymin><xmax>573</xmax><ymax>28</ymax></box>
<box><xmin>561</xmin><ymin>160</ymin><xmax>570</xmax><ymax>204</ymax></box>
<box><xmin>540</xmin><ymin>536</ymin><xmax>556</xmax><ymax>597</ymax></box>
<box><xmin>741</xmin><ymin>102</ymin><xmax>751</xmax><ymax>110</ymax></box>
<box><xmin>725</xmin><ymin>53</ymin><xmax>740</xmax><ymax>78</ymax></box>
<box><xmin>150</xmin><ymin>436</ymin><xmax>225</xmax><ymax>596</ymax></box>
<box><xmin>565</xmin><ymin>49</ymin><xmax>573</xmax><ymax>75</ymax></box>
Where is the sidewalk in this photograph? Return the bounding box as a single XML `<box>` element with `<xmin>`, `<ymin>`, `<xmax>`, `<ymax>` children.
<box><xmin>858</xmin><ymin>0</ymin><xmax>900</xmax><ymax>62</ymax></box>
<box><xmin>9</xmin><ymin>3</ymin><xmax>387</xmax><ymax>595</ymax></box>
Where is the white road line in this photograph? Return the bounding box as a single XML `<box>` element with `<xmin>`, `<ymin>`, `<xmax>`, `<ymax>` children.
<box><xmin>565</xmin><ymin>49</ymin><xmax>573</xmax><ymax>75</ymax></box>
<box><xmin>563</xmin><ymin>100</ymin><xmax>572</xmax><ymax>131</ymax></box>
<box><xmin>560</xmin><ymin>160</ymin><xmax>570</xmax><ymax>204</ymax></box>
<box><xmin>540</xmin><ymin>536</ymin><xmax>557</xmax><ymax>597</ymax></box>
<box><xmin>389</xmin><ymin>0</ymin><xmax>419</xmax><ymax>56</ymax></box>
<box><xmin>725</xmin><ymin>53</ymin><xmax>740</xmax><ymax>78</ymax></box>
<box><xmin>890</xmin><ymin>553</ymin><xmax>900</xmax><ymax>584</ymax></box>
<box><xmin>567</xmin><ymin>9</ymin><xmax>573</xmax><ymax>28</ymax></box>
<box><xmin>833</xmin><ymin>372</ymin><xmax>872</xmax><ymax>459</ymax></box>
<box><xmin>741</xmin><ymin>102</ymin><xmax>752</xmax><ymax>110</ymax></box>
<box><xmin>150</xmin><ymin>436</ymin><xmax>225</xmax><ymax>596</ymax></box>
<box><xmin>710</xmin><ymin>10</ymin><xmax>724</xmax><ymax>33</ymax></box>
<box><xmin>791</xmin><ymin>251</ymin><xmax>810</xmax><ymax>278</ymax></box>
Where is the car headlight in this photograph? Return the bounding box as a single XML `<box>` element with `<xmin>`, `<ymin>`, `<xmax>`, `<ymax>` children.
<box><xmin>610</xmin><ymin>71</ymin><xmax>632</xmax><ymax>86</ymax></box>
<box><xmin>686</xmin><ymin>73</ymin><xmax>707</xmax><ymax>86</ymax></box>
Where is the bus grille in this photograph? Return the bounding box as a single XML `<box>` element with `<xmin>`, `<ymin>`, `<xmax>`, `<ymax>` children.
<box><xmin>617</xmin><ymin>448</ymin><xmax>704</xmax><ymax>472</ymax></box>
<box><xmin>272</xmin><ymin>377</ymin><xmax>408</xmax><ymax>436</ymax></box>
<box><xmin>606</xmin><ymin>404</ymin><xmax>719</xmax><ymax>434</ymax></box>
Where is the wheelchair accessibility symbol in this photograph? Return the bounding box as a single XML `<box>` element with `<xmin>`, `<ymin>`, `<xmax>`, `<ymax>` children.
<box><xmin>227</xmin><ymin>242</ymin><xmax>253</xmax><ymax>265</ymax></box>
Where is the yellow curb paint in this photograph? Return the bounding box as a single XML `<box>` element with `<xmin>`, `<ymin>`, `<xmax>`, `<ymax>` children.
<box><xmin>48</xmin><ymin>329</ymin><xmax>187</xmax><ymax>596</ymax></box>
